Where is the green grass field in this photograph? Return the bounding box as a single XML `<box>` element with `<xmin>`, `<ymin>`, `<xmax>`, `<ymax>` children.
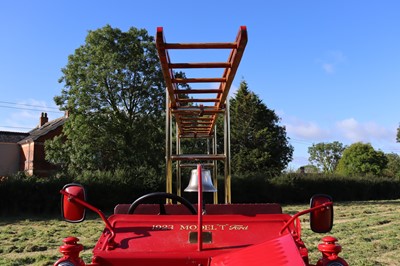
<box><xmin>1</xmin><ymin>200</ymin><xmax>399</xmax><ymax>266</ymax></box>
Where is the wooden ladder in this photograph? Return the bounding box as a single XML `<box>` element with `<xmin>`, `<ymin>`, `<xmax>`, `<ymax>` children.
<box><xmin>156</xmin><ymin>26</ymin><xmax>247</xmax><ymax>203</ymax></box>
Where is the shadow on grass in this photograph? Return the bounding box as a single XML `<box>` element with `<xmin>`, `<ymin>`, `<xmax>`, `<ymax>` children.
<box><xmin>337</xmin><ymin>199</ymin><xmax>400</xmax><ymax>206</ymax></box>
<box><xmin>0</xmin><ymin>212</ymin><xmax>104</xmax><ymax>225</ymax></box>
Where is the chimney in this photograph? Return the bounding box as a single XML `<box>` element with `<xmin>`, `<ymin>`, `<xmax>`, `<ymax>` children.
<box><xmin>39</xmin><ymin>112</ymin><xmax>48</xmax><ymax>127</ymax></box>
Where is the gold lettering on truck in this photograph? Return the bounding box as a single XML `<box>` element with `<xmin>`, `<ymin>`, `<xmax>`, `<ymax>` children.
<box><xmin>176</xmin><ymin>224</ymin><xmax>248</xmax><ymax>231</ymax></box>
<box><xmin>151</xmin><ymin>224</ymin><xmax>249</xmax><ymax>231</ymax></box>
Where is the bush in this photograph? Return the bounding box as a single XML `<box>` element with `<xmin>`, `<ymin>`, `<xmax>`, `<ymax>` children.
<box><xmin>71</xmin><ymin>168</ymin><xmax>163</xmax><ymax>211</ymax></box>
<box><xmin>0</xmin><ymin>169</ymin><xmax>163</xmax><ymax>216</ymax></box>
<box><xmin>0</xmin><ymin>174</ymin><xmax>72</xmax><ymax>215</ymax></box>
<box><xmin>1</xmin><ymin>171</ymin><xmax>400</xmax><ymax>216</ymax></box>
<box><xmin>230</xmin><ymin>173</ymin><xmax>400</xmax><ymax>203</ymax></box>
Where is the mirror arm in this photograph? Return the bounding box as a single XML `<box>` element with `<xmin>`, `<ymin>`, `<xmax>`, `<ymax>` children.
<box><xmin>60</xmin><ymin>190</ymin><xmax>116</xmax><ymax>246</ymax></box>
<box><xmin>279</xmin><ymin>202</ymin><xmax>333</xmax><ymax>235</ymax></box>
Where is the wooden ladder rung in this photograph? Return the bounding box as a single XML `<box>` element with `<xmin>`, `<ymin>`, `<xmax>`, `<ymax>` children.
<box><xmin>172</xmin><ymin>108</ymin><xmax>224</xmax><ymax>114</ymax></box>
<box><xmin>182</xmin><ymin>127</ymin><xmax>211</xmax><ymax>130</ymax></box>
<box><xmin>181</xmin><ymin>122</ymin><xmax>212</xmax><ymax>125</ymax></box>
<box><xmin>179</xmin><ymin>163</ymin><xmax>215</xmax><ymax>168</ymax></box>
<box><xmin>180</xmin><ymin>117</ymin><xmax>213</xmax><ymax>121</ymax></box>
<box><xmin>177</xmin><ymin>98</ymin><xmax>219</xmax><ymax>103</ymax></box>
<box><xmin>165</xmin><ymin>42</ymin><xmax>237</xmax><ymax>49</ymax></box>
<box><xmin>169</xmin><ymin>62</ymin><xmax>231</xmax><ymax>68</ymax></box>
<box><xmin>172</xmin><ymin>78</ymin><xmax>226</xmax><ymax>83</ymax></box>
<box><xmin>171</xmin><ymin>154</ymin><xmax>226</xmax><ymax>161</ymax></box>
<box><xmin>174</xmin><ymin>89</ymin><xmax>223</xmax><ymax>94</ymax></box>
<box><xmin>179</xmin><ymin>134</ymin><xmax>213</xmax><ymax>139</ymax></box>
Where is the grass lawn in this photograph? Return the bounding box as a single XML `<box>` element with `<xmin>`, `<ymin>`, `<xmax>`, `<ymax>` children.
<box><xmin>1</xmin><ymin>200</ymin><xmax>399</xmax><ymax>266</ymax></box>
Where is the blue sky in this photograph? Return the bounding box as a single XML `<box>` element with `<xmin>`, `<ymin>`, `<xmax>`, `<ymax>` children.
<box><xmin>1</xmin><ymin>0</ymin><xmax>399</xmax><ymax>169</ymax></box>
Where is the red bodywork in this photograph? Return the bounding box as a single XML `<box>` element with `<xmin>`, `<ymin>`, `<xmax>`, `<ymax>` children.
<box><xmin>91</xmin><ymin>211</ymin><xmax>303</xmax><ymax>265</ymax></box>
<box><xmin>55</xmin><ymin>192</ymin><xmax>347</xmax><ymax>266</ymax></box>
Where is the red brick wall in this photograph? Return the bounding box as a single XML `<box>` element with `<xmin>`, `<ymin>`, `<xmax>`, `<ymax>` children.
<box><xmin>20</xmin><ymin>124</ymin><xmax>64</xmax><ymax>177</ymax></box>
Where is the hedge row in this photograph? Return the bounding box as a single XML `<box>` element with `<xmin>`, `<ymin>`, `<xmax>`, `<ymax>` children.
<box><xmin>1</xmin><ymin>173</ymin><xmax>399</xmax><ymax>216</ymax></box>
<box><xmin>0</xmin><ymin>175</ymin><xmax>162</xmax><ymax>216</ymax></box>
<box><xmin>231</xmin><ymin>174</ymin><xmax>400</xmax><ymax>203</ymax></box>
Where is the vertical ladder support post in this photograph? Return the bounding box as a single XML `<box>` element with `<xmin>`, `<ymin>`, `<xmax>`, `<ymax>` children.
<box><xmin>197</xmin><ymin>164</ymin><xmax>203</xmax><ymax>252</ymax></box>
<box><xmin>176</xmin><ymin>124</ymin><xmax>182</xmax><ymax>197</ymax></box>
<box><xmin>213</xmin><ymin>128</ymin><xmax>218</xmax><ymax>204</ymax></box>
<box><xmin>169</xmin><ymin>109</ymin><xmax>173</xmax><ymax>195</ymax></box>
<box><xmin>224</xmin><ymin>99</ymin><xmax>231</xmax><ymax>204</ymax></box>
<box><xmin>166</xmin><ymin>91</ymin><xmax>173</xmax><ymax>197</ymax></box>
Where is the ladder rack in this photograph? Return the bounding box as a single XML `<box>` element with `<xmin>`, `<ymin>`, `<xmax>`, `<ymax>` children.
<box><xmin>156</xmin><ymin>26</ymin><xmax>247</xmax><ymax>203</ymax></box>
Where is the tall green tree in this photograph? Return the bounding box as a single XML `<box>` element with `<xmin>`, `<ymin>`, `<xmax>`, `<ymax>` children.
<box><xmin>308</xmin><ymin>141</ymin><xmax>345</xmax><ymax>173</ymax></box>
<box><xmin>46</xmin><ymin>25</ymin><xmax>165</xmax><ymax>177</ymax></box>
<box><xmin>228</xmin><ymin>81</ymin><xmax>293</xmax><ymax>177</ymax></box>
<box><xmin>336</xmin><ymin>142</ymin><xmax>388</xmax><ymax>176</ymax></box>
<box><xmin>397</xmin><ymin>125</ymin><xmax>400</xmax><ymax>143</ymax></box>
<box><xmin>383</xmin><ymin>153</ymin><xmax>400</xmax><ymax>178</ymax></box>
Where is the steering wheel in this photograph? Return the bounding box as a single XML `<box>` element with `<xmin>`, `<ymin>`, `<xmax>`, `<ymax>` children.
<box><xmin>127</xmin><ymin>192</ymin><xmax>197</xmax><ymax>215</ymax></box>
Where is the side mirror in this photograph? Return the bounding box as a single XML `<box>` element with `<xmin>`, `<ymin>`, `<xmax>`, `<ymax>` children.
<box><xmin>61</xmin><ymin>183</ymin><xmax>86</xmax><ymax>223</ymax></box>
<box><xmin>310</xmin><ymin>194</ymin><xmax>333</xmax><ymax>233</ymax></box>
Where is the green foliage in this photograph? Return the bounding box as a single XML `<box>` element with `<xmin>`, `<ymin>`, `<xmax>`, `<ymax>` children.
<box><xmin>231</xmin><ymin>172</ymin><xmax>400</xmax><ymax>203</ymax></box>
<box><xmin>336</xmin><ymin>142</ymin><xmax>388</xmax><ymax>177</ymax></box>
<box><xmin>2</xmin><ymin>170</ymin><xmax>400</xmax><ymax>217</ymax></box>
<box><xmin>45</xmin><ymin>135</ymin><xmax>70</xmax><ymax>169</ymax></box>
<box><xmin>298</xmin><ymin>165</ymin><xmax>319</xmax><ymax>174</ymax></box>
<box><xmin>308</xmin><ymin>141</ymin><xmax>345</xmax><ymax>173</ymax></box>
<box><xmin>397</xmin><ymin>124</ymin><xmax>400</xmax><ymax>142</ymax></box>
<box><xmin>228</xmin><ymin>81</ymin><xmax>293</xmax><ymax>177</ymax></box>
<box><xmin>0</xmin><ymin>174</ymin><xmax>70</xmax><ymax>215</ymax></box>
<box><xmin>0</xmin><ymin>169</ymin><xmax>163</xmax><ymax>216</ymax></box>
<box><xmin>383</xmin><ymin>153</ymin><xmax>400</xmax><ymax>178</ymax></box>
<box><xmin>69</xmin><ymin>168</ymin><xmax>163</xmax><ymax>211</ymax></box>
<box><xmin>46</xmin><ymin>25</ymin><xmax>165</xmax><ymax>178</ymax></box>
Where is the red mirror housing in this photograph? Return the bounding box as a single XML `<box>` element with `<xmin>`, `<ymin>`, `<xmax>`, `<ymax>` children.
<box><xmin>310</xmin><ymin>194</ymin><xmax>333</xmax><ymax>233</ymax></box>
<box><xmin>61</xmin><ymin>183</ymin><xmax>86</xmax><ymax>223</ymax></box>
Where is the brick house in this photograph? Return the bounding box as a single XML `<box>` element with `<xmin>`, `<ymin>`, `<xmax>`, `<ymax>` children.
<box><xmin>0</xmin><ymin>112</ymin><xmax>66</xmax><ymax>177</ymax></box>
<box><xmin>0</xmin><ymin>131</ymin><xmax>29</xmax><ymax>176</ymax></box>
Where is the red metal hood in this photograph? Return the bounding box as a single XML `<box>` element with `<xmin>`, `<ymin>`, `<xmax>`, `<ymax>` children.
<box><xmin>210</xmin><ymin>233</ymin><xmax>306</xmax><ymax>266</ymax></box>
<box><xmin>92</xmin><ymin>214</ymin><xmax>306</xmax><ymax>265</ymax></box>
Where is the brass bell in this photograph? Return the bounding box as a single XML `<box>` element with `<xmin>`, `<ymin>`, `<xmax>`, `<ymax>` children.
<box><xmin>184</xmin><ymin>169</ymin><xmax>217</xmax><ymax>192</ymax></box>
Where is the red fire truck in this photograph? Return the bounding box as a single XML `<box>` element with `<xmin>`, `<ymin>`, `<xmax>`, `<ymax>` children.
<box><xmin>54</xmin><ymin>26</ymin><xmax>348</xmax><ymax>266</ymax></box>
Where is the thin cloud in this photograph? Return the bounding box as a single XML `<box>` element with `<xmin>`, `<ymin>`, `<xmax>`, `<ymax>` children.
<box><xmin>284</xmin><ymin>118</ymin><xmax>329</xmax><ymax>140</ymax></box>
<box><xmin>322</xmin><ymin>63</ymin><xmax>334</xmax><ymax>74</ymax></box>
<box><xmin>316</xmin><ymin>50</ymin><xmax>346</xmax><ymax>74</ymax></box>
<box><xmin>335</xmin><ymin>118</ymin><xmax>394</xmax><ymax>143</ymax></box>
<box><xmin>283</xmin><ymin>115</ymin><xmax>396</xmax><ymax>146</ymax></box>
<box><xmin>283</xmin><ymin>116</ymin><xmax>399</xmax><ymax>170</ymax></box>
<box><xmin>1</xmin><ymin>99</ymin><xmax>60</xmax><ymax>131</ymax></box>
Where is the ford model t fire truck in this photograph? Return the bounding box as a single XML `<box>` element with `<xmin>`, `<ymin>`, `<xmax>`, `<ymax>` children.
<box><xmin>54</xmin><ymin>27</ymin><xmax>348</xmax><ymax>266</ymax></box>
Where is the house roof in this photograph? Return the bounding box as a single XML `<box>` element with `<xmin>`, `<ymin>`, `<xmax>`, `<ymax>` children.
<box><xmin>0</xmin><ymin>131</ymin><xmax>30</xmax><ymax>143</ymax></box>
<box><xmin>18</xmin><ymin>116</ymin><xmax>66</xmax><ymax>143</ymax></box>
